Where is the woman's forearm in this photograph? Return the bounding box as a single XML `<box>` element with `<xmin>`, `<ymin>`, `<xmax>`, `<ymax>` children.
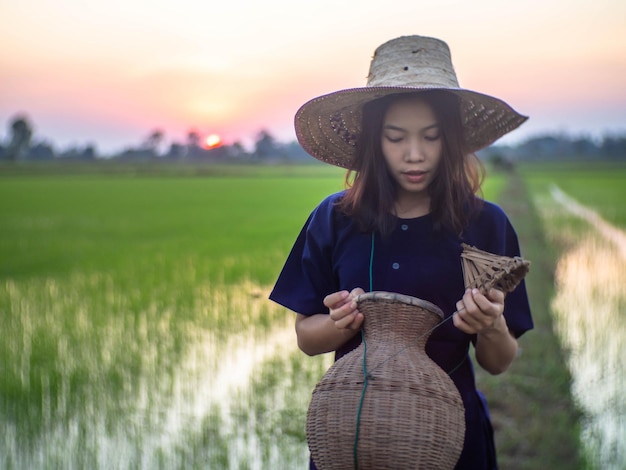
<box><xmin>295</xmin><ymin>313</ymin><xmax>359</xmax><ymax>356</ymax></box>
<box><xmin>474</xmin><ymin>314</ymin><xmax>519</xmax><ymax>375</ymax></box>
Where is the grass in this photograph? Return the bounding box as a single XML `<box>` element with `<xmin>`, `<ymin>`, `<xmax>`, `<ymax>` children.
<box><xmin>480</xmin><ymin>161</ymin><xmax>625</xmax><ymax>469</ymax></box>
<box><xmin>476</xmin><ymin>168</ymin><xmax>586</xmax><ymax>469</ymax></box>
<box><xmin>0</xmin><ymin>165</ymin><xmax>345</xmax><ymax>284</ymax></box>
<box><xmin>0</xmin><ymin>163</ymin><xmax>345</xmax><ymax>468</ymax></box>
<box><xmin>518</xmin><ymin>162</ymin><xmax>626</xmax><ymax>469</ymax></box>
<box><xmin>518</xmin><ymin>161</ymin><xmax>626</xmax><ymax>227</ymax></box>
<box><xmin>3</xmin><ymin>160</ymin><xmax>621</xmax><ymax>468</ymax></box>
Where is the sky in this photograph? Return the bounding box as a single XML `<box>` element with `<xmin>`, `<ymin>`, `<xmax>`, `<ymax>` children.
<box><xmin>1</xmin><ymin>0</ymin><xmax>625</xmax><ymax>155</ymax></box>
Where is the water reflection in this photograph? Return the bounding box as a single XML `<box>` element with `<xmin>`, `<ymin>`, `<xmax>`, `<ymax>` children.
<box><xmin>0</xmin><ymin>276</ymin><xmax>331</xmax><ymax>469</ymax></box>
<box><xmin>551</xmin><ymin>235</ymin><xmax>626</xmax><ymax>469</ymax></box>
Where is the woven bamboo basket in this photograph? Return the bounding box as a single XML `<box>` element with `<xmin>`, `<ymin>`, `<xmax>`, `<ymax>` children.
<box><xmin>306</xmin><ymin>292</ymin><xmax>465</xmax><ymax>469</ymax></box>
<box><xmin>460</xmin><ymin>243</ymin><xmax>530</xmax><ymax>294</ymax></box>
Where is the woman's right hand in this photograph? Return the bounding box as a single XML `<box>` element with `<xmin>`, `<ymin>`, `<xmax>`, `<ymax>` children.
<box><xmin>294</xmin><ymin>288</ymin><xmax>366</xmax><ymax>355</ymax></box>
<box><xmin>324</xmin><ymin>288</ymin><xmax>365</xmax><ymax>331</ymax></box>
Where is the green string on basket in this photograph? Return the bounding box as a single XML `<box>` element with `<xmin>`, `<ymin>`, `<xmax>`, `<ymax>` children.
<box><xmin>352</xmin><ymin>233</ymin><xmax>376</xmax><ymax>468</ymax></box>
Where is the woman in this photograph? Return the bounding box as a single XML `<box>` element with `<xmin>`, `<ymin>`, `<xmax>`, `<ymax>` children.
<box><xmin>270</xmin><ymin>35</ymin><xmax>533</xmax><ymax>469</ymax></box>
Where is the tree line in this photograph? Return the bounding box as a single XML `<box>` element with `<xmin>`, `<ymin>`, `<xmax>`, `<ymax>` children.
<box><xmin>0</xmin><ymin>114</ymin><xmax>312</xmax><ymax>164</ymax></box>
<box><xmin>480</xmin><ymin>133</ymin><xmax>626</xmax><ymax>162</ymax></box>
<box><xmin>1</xmin><ymin>113</ymin><xmax>625</xmax><ymax>164</ymax></box>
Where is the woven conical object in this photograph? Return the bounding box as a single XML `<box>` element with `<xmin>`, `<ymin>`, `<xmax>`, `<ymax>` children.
<box><xmin>460</xmin><ymin>243</ymin><xmax>530</xmax><ymax>294</ymax></box>
<box><xmin>306</xmin><ymin>292</ymin><xmax>465</xmax><ymax>469</ymax></box>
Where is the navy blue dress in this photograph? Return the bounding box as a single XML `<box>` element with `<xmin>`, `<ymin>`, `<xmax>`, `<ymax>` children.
<box><xmin>269</xmin><ymin>191</ymin><xmax>533</xmax><ymax>469</ymax></box>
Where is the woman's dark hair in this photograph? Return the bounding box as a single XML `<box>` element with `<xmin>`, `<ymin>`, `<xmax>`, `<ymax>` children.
<box><xmin>337</xmin><ymin>90</ymin><xmax>484</xmax><ymax>236</ymax></box>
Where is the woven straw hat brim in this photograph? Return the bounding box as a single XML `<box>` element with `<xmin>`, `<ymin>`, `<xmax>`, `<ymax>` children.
<box><xmin>295</xmin><ymin>86</ymin><xmax>528</xmax><ymax>169</ymax></box>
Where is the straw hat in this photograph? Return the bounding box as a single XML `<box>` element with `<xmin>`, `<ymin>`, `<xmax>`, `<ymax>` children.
<box><xmin>295</xmin><ymin>35</ymin><xmax>528</xmax><ymax>168</ymax></box>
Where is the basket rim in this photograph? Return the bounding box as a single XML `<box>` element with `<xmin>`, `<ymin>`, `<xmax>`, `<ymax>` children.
<box><xmin>356</xmin><ymin>291</ymin><xmax>444</xmax><ymax>318</ymax></box>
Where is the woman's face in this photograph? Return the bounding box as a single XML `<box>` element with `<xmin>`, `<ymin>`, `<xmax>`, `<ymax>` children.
<box><xmin>381</xmin><ymin>95</ymin><xmax>443</xmax><ymax>203</ymax></box>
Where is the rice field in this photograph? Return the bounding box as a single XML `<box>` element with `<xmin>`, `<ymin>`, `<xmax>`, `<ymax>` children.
<box><xmin>520</xmin><ymin>162</ymin><xmax>626</xmax><ymax>470</ymax></box>
<box><xmin>1</xmin><ymin>160</ymin><xmax>624</xmax><ymax>469</ymax></box>
<box><xmin>0</xmin><ymin>164</ymin><xmax>348</xmax><ymax>468</ymax></box>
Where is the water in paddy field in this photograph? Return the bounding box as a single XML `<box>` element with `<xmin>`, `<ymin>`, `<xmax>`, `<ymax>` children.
<box><xmin>546</xmin><ymin>187</ymin><xmax>626</xmax><ymax>469</ymax></box>
<box><xmin>0</xmin><ymin>277</ymin><xmax>332</xmax><ymax>469</ymax></box>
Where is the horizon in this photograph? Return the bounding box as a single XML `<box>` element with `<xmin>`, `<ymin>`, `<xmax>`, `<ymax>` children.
<box><xmin>1</xmin><ymin>0</ymin><xmax>625</xmax><ymax>155</ymax></box>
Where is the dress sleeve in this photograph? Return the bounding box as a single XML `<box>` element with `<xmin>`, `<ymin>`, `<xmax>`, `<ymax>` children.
<box><xmin>465</xmin><ymin>201</ymin><xmax>534</xmax><ymax>338</ymax></box>
<box><xmin>269</xmin><ymin>194</ymin><xmax>342</xmax><ymax>316</ymax></box>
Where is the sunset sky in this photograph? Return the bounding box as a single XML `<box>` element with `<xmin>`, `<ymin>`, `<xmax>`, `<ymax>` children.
<box><xmin>1</xmin><ymin>0</ymin><xmax>625</xmax><ymax>155</ymax></box>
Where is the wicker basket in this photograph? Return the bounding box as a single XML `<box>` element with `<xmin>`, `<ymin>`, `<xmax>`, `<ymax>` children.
<box><xmin>460</xmin><ymin>243</ymin><xmax>530</xmax><ymax>294</ymax></box>
<box><xmin>306</xmin><ymin>292</ymin><xmax>465</xmax><ymax>469</ymax></box>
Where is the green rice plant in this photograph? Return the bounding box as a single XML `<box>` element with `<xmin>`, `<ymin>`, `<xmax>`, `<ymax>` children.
<box><xmin>519</xmin><ymin>162</ymin><xmax>626</xmax><ymax>470</ymax></box>
<box><xmin>0</xmin><ymin>271</ymin><xmax>336</xmax><ymax>468</ymax></box>
<box><xmin>0</xmin><ymin>166</ymin><xmax>345</xmax><ymax>468</ymax></box>
<box><xmin>0</xmin><ymin>163</ymin><xmax>507</xmax><ymax>468</ymax></box>
<box><xmin>520</xmin><ymin>162</ymin><xmax>626</xmax><ymax>228</ymax></box>
<box><xmin>0</xmin><ymin>171</ymin><xmax>344</xmax><ymax>283</ymax></box>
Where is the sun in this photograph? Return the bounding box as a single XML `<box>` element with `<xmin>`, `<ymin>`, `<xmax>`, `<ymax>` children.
<box><xmin>205</xmin><ymin>134</ymin><xmax>222</xmax><ymax>148</ymax></box>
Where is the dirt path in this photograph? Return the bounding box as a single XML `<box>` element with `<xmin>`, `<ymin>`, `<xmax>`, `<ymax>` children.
<box><xmin>480</xmin><ymin>172</ymin><xmax>585</xmax><ymax>470</ymax></box>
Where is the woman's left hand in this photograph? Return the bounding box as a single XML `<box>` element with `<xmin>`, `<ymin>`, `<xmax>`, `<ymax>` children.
<box><xmin>453</xmin><ymin>288</ymin><xmax>505</xmax><ymax>335</ymax></box>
